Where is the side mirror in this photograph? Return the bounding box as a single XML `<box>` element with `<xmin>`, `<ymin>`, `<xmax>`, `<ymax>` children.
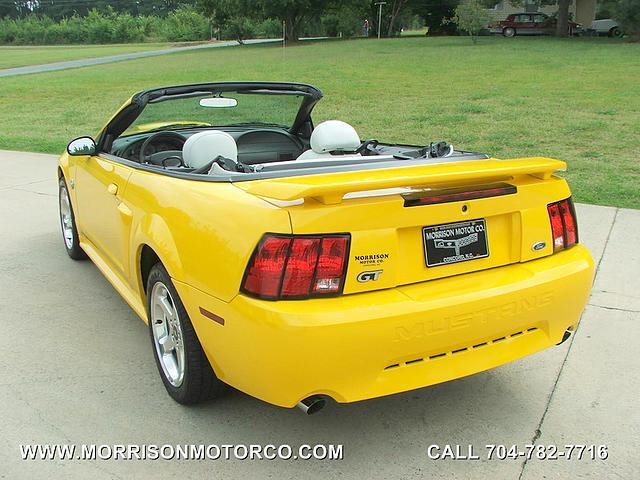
<box><xmin>67</xmin><ymin>137</ymin><xmax>96</xmax><ymax>156</ymax></box>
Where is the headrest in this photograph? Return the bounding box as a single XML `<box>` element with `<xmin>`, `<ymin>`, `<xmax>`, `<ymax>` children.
<box><xmin>310</xmin><ymin>120</ymin><xmax>360</xmax><ymax>154</ymax></box>
<box><xmin>182</xmin><ymin>130</ymin><xmax>238</xmax><ymax>169</ymax></box>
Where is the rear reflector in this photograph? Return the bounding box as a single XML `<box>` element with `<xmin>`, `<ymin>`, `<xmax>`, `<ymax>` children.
<box><xmin>547</xmin><ymin>198</ymin><xmax>578</xmax><ymax>252</ymax></box>
<box><xmin>403</xmin><ymin>183</ymin><xmax>516</xmax><ymax>207</ymax></box>
<box><xmin>312</xmin><ymin>237</ymin><xmax>349</xmax><ymax>294</ymax></box>
<box><xmin>242</xmin><ymin>234</ymin><xmax>350</xmax><ymax>300</ymax></box>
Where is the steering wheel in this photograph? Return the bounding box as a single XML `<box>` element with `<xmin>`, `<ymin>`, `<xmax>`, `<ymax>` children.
<box><xmin>139</xmin><ymin>131</ymin><xmax>186</xmax><ymax>165</ymax></box>
<box><xmin>355</xmin><ymin>139</ymin><xmax>379</xmax><ymax>156</ymax></box>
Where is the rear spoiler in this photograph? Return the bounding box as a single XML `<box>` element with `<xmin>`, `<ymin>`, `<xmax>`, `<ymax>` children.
<box><xmin>235</xmin><ymin>157</ymin><xmax>566</xmax><ymax>205</ymax></box>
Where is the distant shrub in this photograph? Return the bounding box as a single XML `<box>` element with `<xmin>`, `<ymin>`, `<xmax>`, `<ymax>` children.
<box><xmin>254</xmin><ymin>19</ymin><xmax>281</xmax><ymax>39</ymax></box>
<box><xmin>11</xmin><ymin>15</ymin><xmax>53</xmax><ymax>44</ymax></box>
<box><xmin>0</xmin><ymin>6</ymin><xmax>308</xmax><ymax>45</ymax></box>
<box><xmin>0</xmin><ymin>18</ymin><xmax>18</xmax><ymax>43</ymax></box>
<box><xmin>163</xmin><ymin>5</ymin><xmax>209</xmax><ymax>42</ymax></box>
<box><xmin>613</xmin><ymin>0</ymin><xmax>640</xmax><ymax>41</ymax></box>
<box><xmin>138</xmin><ymin>15</ymin><xmax>164</xmax><ymax>41</ymax></box>
<box><xmin>111</xmin><ymin>13</ymin><xmax>145</xmax><ymax>43</ymax></box>
<box><xmin>84</xmin><ymin>9</ymin><xmax>114</xmax><ymax>43</ymax></box>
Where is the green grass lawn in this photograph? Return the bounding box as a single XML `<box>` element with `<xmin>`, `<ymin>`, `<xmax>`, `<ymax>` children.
<box><xmin>0</xmin><ymin>43</ymin><xmax>178</xmax><ymax>69</ymax></box>
<box><xmin>0</xmin><ymin>36</ymin><xmax>638</xmax><ymax>208</ymax></box>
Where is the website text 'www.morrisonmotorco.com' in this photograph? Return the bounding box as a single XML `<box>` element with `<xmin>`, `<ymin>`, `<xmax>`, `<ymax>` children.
<box><xmin>20</xmin><ymin>444</ymin><xmax>344</xmax><ymax>461</ymax></box>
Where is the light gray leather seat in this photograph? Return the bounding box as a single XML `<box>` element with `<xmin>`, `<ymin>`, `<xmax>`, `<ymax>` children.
<box><xmin>182</xmin><ymin>130</ymin><xmax>238</xmax><ymax>170</ymax></box>
<box><xmin>296</xmin><ymin>120</ymin><xmax>361</xmax><ymax>161</ymax></box>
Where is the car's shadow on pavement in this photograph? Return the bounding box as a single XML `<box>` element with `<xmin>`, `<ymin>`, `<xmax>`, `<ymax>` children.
<box><xmin>2</xmin><ymin>205</ymin><xmax>566</xmax><ymax>479</ymax></box>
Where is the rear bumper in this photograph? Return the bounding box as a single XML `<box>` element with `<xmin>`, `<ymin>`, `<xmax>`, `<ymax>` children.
<box><xmin>178</xmin><ymin>245</ymin><xmax>593</xmax><ymax>408</ymax></box>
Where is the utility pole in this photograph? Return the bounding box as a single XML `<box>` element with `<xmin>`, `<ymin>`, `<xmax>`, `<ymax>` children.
<box><xmin>375</xmin><ymin>1</ymin><xmax>386</xmax><ymax>39</ymax></box>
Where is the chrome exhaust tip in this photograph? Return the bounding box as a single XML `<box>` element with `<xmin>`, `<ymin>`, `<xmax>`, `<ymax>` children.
<box><xmin>557</xmin><ymin>329</ymin><xmax>573</xmax><ymax>345</ymax></box>
<box><xmin>296</xmin><ymin>395</ymin><xmax>326</xmax><ymax>415</ymax></box>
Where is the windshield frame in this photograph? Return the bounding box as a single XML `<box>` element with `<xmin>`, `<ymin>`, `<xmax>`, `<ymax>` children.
<box><xmin>96</xmin><ymin>82</ymin><xmax>323</xmax><ymax>151</ymax></box>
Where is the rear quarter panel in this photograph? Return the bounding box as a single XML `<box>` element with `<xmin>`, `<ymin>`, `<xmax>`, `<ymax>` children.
<box><xmin>123</xmin><ymin>172</ymin><xmax>292</xmax><ymax>303</ymax></box>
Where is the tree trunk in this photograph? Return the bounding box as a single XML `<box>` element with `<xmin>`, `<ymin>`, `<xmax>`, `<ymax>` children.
<box><xmin>386</xmin><ymin>0</ymin><xmax>407</xmax><ymax>37</ymax></box>
<box><xmin>285</xmin><ymin>12</ymin><xmax>301</xmax><ymax>43</ymax></box>
<box><xmin>556</xmin><ymin>0</ymin><xmax>570</xmax><ymax>37</ymax></box>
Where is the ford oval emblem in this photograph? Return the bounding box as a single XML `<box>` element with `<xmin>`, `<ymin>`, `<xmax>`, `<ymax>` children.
<box><xmin>532</xmin><ymin>241</ymin><xmax>546</xmax><ymax>251</ymax></box>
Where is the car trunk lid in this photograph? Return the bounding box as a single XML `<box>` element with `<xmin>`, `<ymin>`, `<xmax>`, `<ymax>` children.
<box><xmin>235</xmin><ymin>157</ymin><xmax>571</xmax><ymax>295</ymax></box>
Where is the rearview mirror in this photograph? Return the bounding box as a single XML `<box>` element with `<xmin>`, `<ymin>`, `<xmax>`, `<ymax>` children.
<box><xmin>67</xmin><ymin>137</ymin><xmax>96</xmax><ymax>156</ymax></box>
<box><xmin>199</xmin><ymin>97</ymin><xmax>238</xmax><ymax>108</ymax></box>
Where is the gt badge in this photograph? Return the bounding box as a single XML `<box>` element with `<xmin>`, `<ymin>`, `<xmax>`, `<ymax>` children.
<box><xmin>357</xmin><ymin>270</ymin><xmax>383</xmax><ymax>282</ymax></box>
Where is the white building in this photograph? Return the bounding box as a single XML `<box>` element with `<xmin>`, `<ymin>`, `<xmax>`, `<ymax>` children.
<box><xmin>485</xmin><ymin>1</ymin><xmax>597</xmax><ymax>27</ymax></box>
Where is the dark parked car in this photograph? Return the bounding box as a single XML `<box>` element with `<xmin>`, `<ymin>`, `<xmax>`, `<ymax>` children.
<box><xmin>489</xmin><ymin>13</ymin><xmax>583</xmax><ymax>37</ymax></box>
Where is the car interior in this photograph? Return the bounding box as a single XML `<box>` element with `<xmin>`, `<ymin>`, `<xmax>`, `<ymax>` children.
<box><xmin>100</xmin><ymin>83</ymin><xmax>484</xmax><ymax>178</ymax></box>
<box><xmin>109</xmin><ymin>119</ymin><xmax>467</xmax><ymax>176</ymax></box>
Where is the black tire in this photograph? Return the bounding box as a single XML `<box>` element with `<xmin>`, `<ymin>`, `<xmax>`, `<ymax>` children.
<box><xmin>58</xmin><ymin>177</ymin><xmax>87</xmax><ymax>260</ymax></box>
<box><xmin>146</xmin><ymin>263</ymin><xmax>225</xmax><ymax>404</ymax></box>
<box><xmin>610</xmin><ymin>27</ymin><xmax>622</xmax><ymax>38</ymax></box>
<box><xmin>503</xmin><ymin>27</ymin><xmax>516</xmax><ymax>38</ymax></box>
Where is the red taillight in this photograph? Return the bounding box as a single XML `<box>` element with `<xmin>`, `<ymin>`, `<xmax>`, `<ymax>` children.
<box><xmin>312</xmin><ymin>237</ymin><xmax>349</xmax><ymax>295</ymax></box>
<box><xmin>547</xmin><ymin>198</ymin><xmax>578</xmax><ymax>252</ymax></box>
<box><xmin>548</xmin><ymin>203</ymin><xmax>565</xmax><ymax>251</ymax></box>
<box><xmin>559</xmin><ymin>200</ymin><xmax>577</xmax><ymax>245</ymax></box>
<box><xmin>242</xmin><ymin>234</ymin><xmax>350</xmax><ymax>300</ymax></box>
<box><xmin>242</xmin><ymin>236</ymin><xmax>292</xmax><ymax>298</ymax></box>
<box><xmin>281</xmin><ymin>238</ymin><xmax>321</xmax><ymax>297</ymax></box>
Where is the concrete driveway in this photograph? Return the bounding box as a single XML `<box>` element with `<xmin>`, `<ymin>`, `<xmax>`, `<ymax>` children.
<box><xmin>1</xmin><ymin>150</ymin><xmax>638</xmax><ymax>479</ymax></box>
<box><xmin>0</xmin><ymin>38</ymin><xmax>325</xmax><ymax>78</ymax></box>
<box><xmin>0</xmin><ymin>40</ymin><xmax>278</xmax><ymax>78</ymax></box>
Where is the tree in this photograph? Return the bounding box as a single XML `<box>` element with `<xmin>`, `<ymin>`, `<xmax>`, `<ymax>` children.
<box><xmin>411</xmin><ymin>0</ymin><xmax>459</xmax><ymax>36</ymax></box>
<box><xmin>596</xmin><ymin>1</ymin><xmax>617</xmax><ymax>20</ymax></box>
<box><xmin>613</xmin><ymin>0</ymin><xmax>640</xmax><ymax>41</ymax></box>
<box><xmin>555</xmin><ymin>0</ymin><xmax>570</xmax><ymax>37</ymax></box>
<box><xmin>386</xmin><ymin>0</ymin><xmax>409</xmax><ymax>36</ymax></box>
<box><xmin>198</xmin><ymin>0</ymin><xmax>339</xmax><ymax>42</ymax></box>
<box><xmin>453</xmin><ymin>0</ymin><xmax>490</xmax><ymax>43</ymax></box>
<box><xmin>197</xmin><ymin>0</ymin><xmax>253</xmax><ymax>41</ymax></box>
<box><xmin>260</xmin><ymin>0</ymin><xmax>338</xmax><ymax>41</ymax></box>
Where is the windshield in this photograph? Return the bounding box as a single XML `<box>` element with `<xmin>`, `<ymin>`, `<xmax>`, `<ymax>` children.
<box><xmin>123</xmin><ymin>91</ymin><xmax>304</xmax><ymax>136</ymax></box>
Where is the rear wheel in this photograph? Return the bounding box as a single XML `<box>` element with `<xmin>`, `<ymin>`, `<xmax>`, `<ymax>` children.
<box><xmin>610</xmin><ymin>27</ymin><xmax>622</xmax><ymax>38</ymax></box>
<box><xmin>503</xmin><ymin>27</ymin><xmax>516</xmax><ymax>38</ymax></box>
<box><xmin>58</xmin><ymin>178</ymin><xmax>86</xmax><ymax>260</ymax></box>
<box><xmin>147</xmin><ymin>263</ymin><xmax>225</xmax><ymax>404</ymax></box>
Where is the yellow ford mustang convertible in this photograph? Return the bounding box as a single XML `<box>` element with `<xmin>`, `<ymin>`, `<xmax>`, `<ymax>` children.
<box><xmin>58</xmin><ymin>82</ymin><xmax>593</xmax><ymax>414</ymax></box>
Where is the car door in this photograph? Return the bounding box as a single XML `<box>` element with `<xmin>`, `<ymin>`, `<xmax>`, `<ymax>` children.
<box><xmin>73</xmin><ymin>154</ymin><xmax>134</xmax><ymax>279</ymax></box>
<box><xmin>533</xmin><ymin>14</ymin><xmax>550</xmax><ymax>35</ymax></box>
<box><xmin>517</xmin><ymin>14</ymin><xmax>536</xmax><ymax>34</ymax></box>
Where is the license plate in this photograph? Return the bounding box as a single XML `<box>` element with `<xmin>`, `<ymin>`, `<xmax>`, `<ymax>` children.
<box><xmin>423</xmin><ymin>219</ymin><xmax>489</xmax><ymax>267</ymax></box>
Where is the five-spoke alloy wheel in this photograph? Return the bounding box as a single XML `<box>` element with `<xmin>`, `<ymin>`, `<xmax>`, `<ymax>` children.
<box><xmin>146</xmin><ymin>263</ymin><xmax>225</xmax><ymax>404</ymax></box>
<box><xmin>150</xmin><ymin>281</ymin><xmax>186</xmax><ymax>387</ymax></box>
<box><xmin>58</xmin><ymin>178</ymin><xmax>87</xmax><ymax>260</ymax></box>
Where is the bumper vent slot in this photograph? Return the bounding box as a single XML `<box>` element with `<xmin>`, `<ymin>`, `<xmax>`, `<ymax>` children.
<box><xmin>384</xmin><ymin>327</ymin><xmax>538</xmax><ymax>371</ymax></box>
